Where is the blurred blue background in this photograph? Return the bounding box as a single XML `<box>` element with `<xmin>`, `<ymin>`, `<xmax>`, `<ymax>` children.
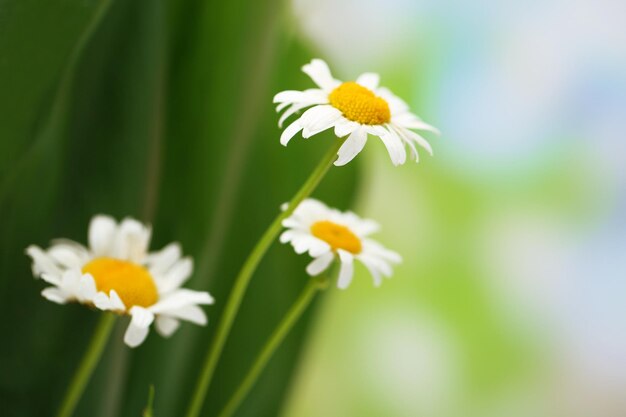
<box><xmin>283</xmin><ymin>0</ymin><xmax>626</xmax><ymax>416</ymax></box>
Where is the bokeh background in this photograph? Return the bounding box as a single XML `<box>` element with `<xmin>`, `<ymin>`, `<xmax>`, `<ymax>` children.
<box><xmin>1</xmin><ymin>0</ymin><xmax>625</xmax><ymax>416</ymax></box>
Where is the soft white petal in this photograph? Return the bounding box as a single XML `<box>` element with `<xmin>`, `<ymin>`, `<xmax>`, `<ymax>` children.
<box><xmin>124</xmin><ymin>307</ymin><xmax>155</xmax><ymax>348</ymax></box>
<box><xmin>40</xmin><ymin>273</ymin><xmax>62</xmax><ymax>286</ymax></box>
<box><xmin>93</xmin><ymin>289</ymin><xmax>126</xmax><ymax>312</ymax></box>
<box><xmin>48</xmin><ymin>244</ymin><xmax>88</xmax><ymax>269</ymax></box>
<box><xmin>308</xmin><ymin>239</ymin><xmax>332</xmax><ymax>257</ymax></box>
<box><xmin>278</xmin><ymin>103</ymin><xmax>306</xmax><ymax>128</ymax></box>
<box><xmin>276</xmin><ymin>101</ymin><xmax>290</xmax><ymax>112</ymax></box>
<box><xmin>77</xmin><ymin>274</ymin><xmax>97</xmax><ymax>301</ymax></box>
<box><xmin>157</xmin><ymin>257</ymin><xmax>193</xmax><ymax>294</ymax></box>
<box><xmin>302</xmin><ymin>59</ymin><xmax>340</xmax><ymax>92</ymax></box>
<box><xmin>333</xmin><ymin>118</ymin><xmax>360</xmax><ymax>137</ymax></box>
<box><xmin>155</xmin><ymin>316</ymin><xmax>180</xmax><ymax>337</ymax></box>
<box><xmin>113</xmin><ymin>218</ymin><xmax>151</xmax><ymax>263</ymax></box>
<box><xmin>299</xmin><ymin>105</ymin><xmax>342</xmax><ymax>138</ymax></box>
<box><xmin>336</xmin><ymin>249</ymin><xmax>355</xmax><ymax>290</ymax></box>
<box><xmin>88</xmin><ymin>215</ymin><xmax>117</xmax><ymax>257</ymax></box>
<box><xmin>273</xmin><ymin>90</ymin><xmax>306</xmax><ymax>103</ymax></box>
<box><xmin>149</xmin><ymin>289</ymin><xmax>214</xmax><ymax>314</ymax></box>
<box><xmin>376</xmin><ymin>87</ymin><xmax>409</xmax><ymax>113</ymax></box>
<box><xmin>389</xmin><ymin>124</ymin><xmax>419</xmax><ymax>162</ymax></box>
<box><xmin>306</xmin><ymin>252</ymin><xmax>334</xmax><ymax>276</ymax></box>
<box><xmin>361</xmin><ymin>254</ymin><xmax>393</xmax><ymax>277</ymax></box>
<box><xmin>26</xmin><ymin>245</ymin><xmax>62</xmax><ymax>277</ymax></box>
<box><xmin>109</xmin><ymin>290</ymin><xmax>126</xmax><ymax>310</ymax></box>
<box><xmin>363</xmin><ymin>240</ymin><xmax>403</xmax><ymax>264</ymax></box>
<box><xmin>402</xmin><ymin>128</ymin><xmax>434</xmax><ymax>156</ymax></box>
<box><xmin>356</xmin><ymin>72</ymin><xmax>380</xmax><ymax>90</ymax></box>
<box><xmin>41</xmin><ymin>287</ymin><xmax>70</xmax><ymax>304</ymax></box>
<box><xmin>146</xmin><ymin>243</ymin><xmax>182</xmax><ymax>275</ymax></box>
<box><xmin>280</xmin><ymin>119</ymin><xmax>303</xmax><ymax>146</ymax></box>
<box><xmin>162</xmin><ymin>305</ymin><xmax>208</xmax><ymax>325</ymax></box>
<box><xmin>335</xmin><ymin>127</ymin><xmax>367</xmax><ymax>166</ymax></box>
<box><xmin>393</xmin><ymin>113</ymin><xmax>441</xmax><ymax>135</ymax></box>
<box><xmin>358</xmin><ymin>257</ymin><xmax>383</xmax><ymax>287</ymax></box>
<box><xmin>376</xmin><ymin>126</ymin><xmax>407</xmax><ymax>166</ymax></box>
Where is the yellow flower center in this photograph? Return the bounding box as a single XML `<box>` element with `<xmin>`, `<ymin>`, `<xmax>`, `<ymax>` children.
<box><xmin>328</xmin><ymin>81</ymin><xmax>391</xmax><ymax>125</ymax></box>
<box><xmin>82</xmin><ymin>257</ymin><xmax>158</xmax><ymax>308</ymax></box>
<box><xmin>310</xmin><ymin>220</ymin><xmax>362</xmax><ymax>254</ymax></box>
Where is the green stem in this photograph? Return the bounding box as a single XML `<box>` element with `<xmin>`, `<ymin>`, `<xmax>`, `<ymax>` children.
<box><xmin>56</xmin><ymin>313</ymin><xmax>116</xmax><ymax>417</ymax></box>
<box><xmin>185</xmin><ymin>139</ymin><xmax>344</xmax><ymax>417</ymax></box>
<box><xmin>218</xmin><ymin>276</ymin><xmax>327</xmax><ymax>417</ymax></box>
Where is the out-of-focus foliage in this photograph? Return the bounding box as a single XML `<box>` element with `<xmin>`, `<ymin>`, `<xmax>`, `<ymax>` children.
<box><xmin>0</xmin><ymin>0</ymin><xmax>357</xmax><ymax>416</ymax></box>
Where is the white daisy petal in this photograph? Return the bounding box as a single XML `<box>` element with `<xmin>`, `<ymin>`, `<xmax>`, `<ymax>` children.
<box><xmin>336</xmin><ymin>249</ymin><xmax>355</xmax><ymax>290</ymax></box>
<box><xmin>147</xmin><ymin>243</ymin><xmax>182</xmax><ymax>275</ymax></box>
<box><xmin>376</xmin><ymin>126</ymin><xmax>407</xmax><ymax>166</ymax></box>
<box><xmin>393</xmin><ymin>113</ymin><xmax>441</xmax><ymax>135</ymax></box>
<box><xmin>41</xmin><ymin>287</ymin><xmax>70</xmax><ymax>304</ymax></box>
<box><xmin>358</xmin><ymin>257</ymin><xmax>383</xmax><ymax>287</ymax></box>
<box><xmin>162</xmin><ymin>305</ymin><xmax>208</xmax><ymax>325</ymax></box>
<box><xmin>157</xmin><ymin>257</ymin><xmax>193</xmax><ymax>294</ymax></box>
<box><xmin>390</xmin><ymin>125</ymin><xmax>419</xmax><ymax>162</ymax></box>
<box><xmin>280</xmin><ymin>119</ymin><xmax>303</xmax><ymax>146</ymax></box>
<box><xmin>356</xmin><ymin>72</ymin><xmax>380</xmax><ymax>90</ymax></box>
<box><xmin>26</xmin><ymin>245</ymin><xmax>62</xmax><ymax>277</ymax></box>
<box><xmin>89</xmin><ymin>215</ymin><xmax>117</xmax><ymax>257</ymax></box>
<box><xmin>77</xmin><ymin>274</ymin><xmax>97</xmax><ymax>301</ymax></box>
<box><xmin>402</xmin><ymin>128</ymin><xmax>434</xmax><ymax>156</ymax></box>
<box><xmin>302</xmin><ymin>59</ymin><xmax>339</xmax><ymax>92</ymax></box>
<box><xmin>149</xmin><ymin>289</ymin><xmax>213</xmax><ymax>314</ymax></box>
<box><xmin>308</xmin><ymin>239</ymin><xmax>331</xmax><ymax>257</ymax></box>
<box><xmin>155</xmin><ymin>316</ymin><xmax>180</xmax><ymax>337</ymax></box>
<box><xmin>114</xmin><ymin>218</ymin><xmax>151</xmax><ymax>263</ymax></box>
<box><xmin>124</xmin><ymin>307</ymin><xmax>155</xmax><ymax>348</ymax></box>
<box><xmin>40</xmin><ymin>273</ymin><xmax>62</xmax><ymax>286</ymax></box>
<box><xmin>299</xmin><ymin>105</ymin><xmax>342</xmax><ymax>138</ymax></box>
<box><xmin>273</xmin><ymin>90</ymin><xmax>307</xmax><ymax>103</ymax></box>
<box><xmin>278</xmin><ymin>104</ymin><xmax>307</xmax><ymax>128</ymax></box>
<box><xmin>276</xmin><ymin>101</ymin><xmax>290</xmax><ymax>112</ymax></box>
<box><xmin>335</xmin><ymin>127</ymin><xmax>367</xmax><ymax>166</ymax></box>
<box><xmin>306</xmin><ymin>252</ymin><xmax>334</xmax><ymax>276</ymax></box>
<box><xmin>93</xmin><ymin>289</ymin><xmax>126</xmax><ymax>312</ymax></box>
<box><xmin>333</xmin><ymin>118</ymin><xmax>360</xmax><ymax>137</ymax></box>
<box><xmin>48</xmin><ymin>244</ymin><xmax>88</xmax><ymax>269</ymax></box>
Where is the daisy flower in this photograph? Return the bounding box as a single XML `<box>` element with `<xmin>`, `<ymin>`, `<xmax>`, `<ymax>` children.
<box><xmin>273</xmin><ymin>58</ymin><xmax>440</xmax><ymax>166</ymax></box>
<box><xmin>280</xmin><ymin>199</ymin><xmax>401</xmax><ymax>289</ymax></box>
<box><xmin>26</xmin><ymin>215</ymin><xmax>214</xmax><ymax>347</ymax></box>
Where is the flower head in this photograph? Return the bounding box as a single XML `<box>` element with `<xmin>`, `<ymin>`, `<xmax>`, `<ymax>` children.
<box><xmin>280</xmin><ymin>199</ymin><xmax>401</xmax><ymax>289</ymax></box>
<box><xmin>274</xmin><ymin>59</ymin><xmax>440</xmax><ymax>166</ymax></box>
<box><xmin>26</xmin><ymin>215</ymin><xmax>214</xmax><ymax>348</ymax></box>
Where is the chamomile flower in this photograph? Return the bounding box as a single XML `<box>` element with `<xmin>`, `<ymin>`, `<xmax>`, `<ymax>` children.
<box><xmin>274</xmin><ymin>59</ymin><xmax>440</xmax><ymax>166</ymax></box>
<box><xmin>280</xmin><ymin>199</ymin><xmax>401</xmax><ymax>289</ymax></box>
<box><xmin>26</xmin><ymin>215</ymin><xmax>214</xmax><ymax>347</ymax></box>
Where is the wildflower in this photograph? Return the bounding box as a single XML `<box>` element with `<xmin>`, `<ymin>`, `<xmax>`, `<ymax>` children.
<box><xmin>26</xmin><ymin>215</ymin><xmax>213</xmax><ymax>347</ymax></box>
<box><xmin>280</xmin><ymin>199</ymin><xmax>401</xmax><ymax>289</ymax></box>
<box><xmin>274</xmin><ymin>59</ymin><xmax>439</xmax><ymax>166</ymax></box>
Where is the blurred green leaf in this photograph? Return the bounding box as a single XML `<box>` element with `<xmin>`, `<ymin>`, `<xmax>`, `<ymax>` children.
<box><xmin>0</xmin><ymin>1</ymin><xmax>358</xmax><ymax>417</ymax></box>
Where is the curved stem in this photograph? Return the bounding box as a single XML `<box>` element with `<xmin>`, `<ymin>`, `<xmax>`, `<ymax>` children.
<box><xmin>56</xmin><ymin>313</ymin><xmax>116</xmax><ymax>417</ymax></box>
<box><xmin>185</xmin><ymin>139</ymin><xmax>344</xmax><ymax>417</ymax></box>
<box><xmin>218</xmin><ymin>276</ymin><xmax>327</xmax><ymax>417</ymax></box>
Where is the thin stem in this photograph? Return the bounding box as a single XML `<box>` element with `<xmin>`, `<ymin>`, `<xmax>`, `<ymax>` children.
<box><xmin>185</xmin><ymin>139</ymin><xmax>344</xmax><ymax>417</ymax></box>
<box><xmin>56</xmin><ymin>313</ymin><xmax>116</xmax><ymax>417</ymax></box>
<box><xmin>218</xmin><ymin>276</ymin><xmax>327</xmax><ymax>417</ymax></box>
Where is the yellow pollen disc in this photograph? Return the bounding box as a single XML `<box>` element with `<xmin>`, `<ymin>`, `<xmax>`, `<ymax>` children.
<box><xmin>310</xmin><ymin>220</ymin><xmax>362</xmax><ymax>254</ymax></box>
<box><xmin>82</xmin><ymin>257</ymin><xmax>158</xmax><ymax>308</ymax></box>
<box><xmin>328</xmin><ymin>81</ymin><xmax>391</xmax><ymax>125</ymax></box>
